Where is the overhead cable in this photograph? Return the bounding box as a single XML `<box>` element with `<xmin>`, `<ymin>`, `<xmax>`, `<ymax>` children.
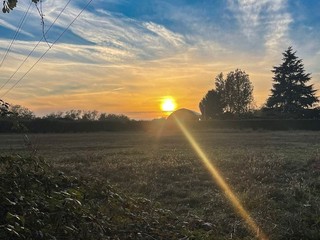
<box><xmin>1</xmin><ymin>0</ymin><xmax>93</xmax><ymax>98</ymax></box>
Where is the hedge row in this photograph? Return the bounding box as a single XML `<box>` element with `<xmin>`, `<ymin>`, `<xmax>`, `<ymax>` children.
<box><xmin>0</xmin><ymin>119</ymin><xmax>147</xmax><ymax>133</ymax></box>
<box><xmin>197</xmin><ymin>119</ymin><xmax>320</xmax><ymax>131</ymax></box>
<box><xmin>0</xmin><ymin>119</ymin><xmax>320</xmax><ymax>133</ymax></box>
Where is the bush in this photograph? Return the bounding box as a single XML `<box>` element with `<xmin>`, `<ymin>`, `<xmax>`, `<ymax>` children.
<box><xmin>0</xmin><ymin>155</ymin><xmax>210</xmax><ymax>239</ymax></box>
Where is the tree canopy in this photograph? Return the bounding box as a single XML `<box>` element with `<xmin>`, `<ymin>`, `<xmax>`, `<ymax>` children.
<box><xmin>266</xmin><ymin>47</ymin><xmax>318</xmax><ymax>114</ymax></box>
<box><xmin>9</xmin><ymin>104</ymin><xmax>35</xmax><ymax>120</ymax></box>
<box><xmin>199</xmin><ymin>69</ymin><xmax>254</xmax><ymax>119</ymax></box>
<box><xmin>199</xmin><ymin>90</ymin><xmax>223</xmax><ymax>120</ymax></box>
<box><xmin>0</xmin><ymin>100</ymin><xmax>10</xmax><ymax>116</ymax></box>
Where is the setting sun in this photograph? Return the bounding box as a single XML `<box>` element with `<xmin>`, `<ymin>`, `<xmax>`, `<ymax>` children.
<box><xmin>161</xmin><ymin>98</ymin><xmax>176</xmax><ymax>112</ymax></box>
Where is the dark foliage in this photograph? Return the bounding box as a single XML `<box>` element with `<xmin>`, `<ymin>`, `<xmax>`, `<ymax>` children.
<box><xmin>0</xmin><ymin>100</ymin><xmax>10</xmax><ymax>117</ymax></box>
<box><xmin>42</xmin><ymin>110</ymin><xmax>130</xmax><ymax>123</ymax></box>
<box><xmin>8</xmin><ymin>105</ymin><xmax>35</xmax><ymax>120</ymax></box>
<box><xmin>199</xmin><ymin>90</ymin><xmax>223</xmax><ymax>120</ymax></box>
<box><xmin>262</xmin><ymin>107</ymin><xmax>320</xmax><ymax>119</ymax></box>
<box><xmin>0</xmin><ymin>119</ymin><xmax>144</xmax><ymax>133</ymax></box>
<box><xmin>99</xmin><ymin>113</ymin><xmax>130</xmax><ymax>123</ymax></box>
<box><xmin>199</xmin><ymin>70</ymin><xmax>254</xmax><ymax>119</ymax></box>
<box><xmin>0</xmin><ymin>155</ymin><xmax>211</xmax><ymax>239</ymax></box>
<box><xmin>2</xmin><ymin>0</ymin><xmax>39</xmax><ymax>13</ymax></box>
<box><xmin>197</xmin><ymin>119</ymin><xmax>320</xmax><ymax>130</ymax></box>
<box><xmin>1</xmin><ymin>118</ymin><xmax>320</xmax><ymax>132</ymax></box>
<box><xmin>216</xmin><ymin>69</ymin><xmax>254</xmax><ymax>115</ymax></box>
<box><xmin>266</xmin><ymin>47</ymin><xmax>318</xmax><ymax>114</ymax></box>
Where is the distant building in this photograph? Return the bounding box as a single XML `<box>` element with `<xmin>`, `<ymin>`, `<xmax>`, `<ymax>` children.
<box><xmin>167</xmin><ymin>108</ymin><xmax>201</xmax><ymax>123</ymax></box>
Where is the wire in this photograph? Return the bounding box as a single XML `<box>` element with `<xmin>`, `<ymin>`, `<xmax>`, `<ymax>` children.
<box><xmin>0</xmin><ymin>0</ymin><xmax>72</xmax><ymax>92</ymax></box>
<box><xmin>0</xmin><ymin>1</ymin><xmax>32</xmax><ymax>69</ymax></box>
<box><xmin>35</xmin><ymin>0</ymin><xmax>51</xmax><ymax>47</ymax></box>
<box><xmin>1</xmin><ymin>0</ymin><xmax>94</xmax><ymax>98</ymax></box>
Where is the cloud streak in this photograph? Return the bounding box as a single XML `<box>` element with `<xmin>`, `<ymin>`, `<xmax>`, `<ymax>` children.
<box><xmin>228</xmin><ymin>0</ymin><xmax>293</xmax><ymax>55</ymax></box>
<box><xmin>0</xmin><ymin>0</ymin><xmax>318</xmax><ymax>118</ymax></box>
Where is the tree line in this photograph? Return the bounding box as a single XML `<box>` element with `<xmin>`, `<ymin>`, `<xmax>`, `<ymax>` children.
<box><xmin>1</xmin><ymin>47</ymin><xmax>319</xmax><ymax>122</ymax></box>
<box><xmin>0</xmin><ymin>105</ymin><xmax>131</xmax><ymax>123</ymax></box>
<box><xmin>200</xmin><ymin>47</ymin><xmax>319</xmax><ymax>119</ymax></box>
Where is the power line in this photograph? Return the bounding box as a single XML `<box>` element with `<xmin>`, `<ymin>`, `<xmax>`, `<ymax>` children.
<box><xmin>1</xmin><ymin>0</ymin><xmax>94</xmax><ymax>98</ymax></box>
<box><xmin>0</xmin><ymin>1</ymin><xmax>32</xmax><ymax>69</ymax></box>
<box><xmin>0</xmin><ymin>0</ymin><xmax>72</xmax><ymax>92</ymax></box>
<box><xmin>35</xmin><ymin>0</ymin><xmax>51</xmax><ymax>47</ymax></box>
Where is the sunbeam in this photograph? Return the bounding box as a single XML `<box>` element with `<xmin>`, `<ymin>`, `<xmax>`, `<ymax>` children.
<box><xmin>174</xmin><ymin>117</ymin><xmax>268</xmax><ymax>240</ymax></box>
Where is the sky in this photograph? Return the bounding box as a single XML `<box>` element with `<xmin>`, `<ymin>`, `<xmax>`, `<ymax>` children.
<box><xmin>0</xmin><ymin>0</ymin><xmax>319</xmax><ymax>119</ymax></box>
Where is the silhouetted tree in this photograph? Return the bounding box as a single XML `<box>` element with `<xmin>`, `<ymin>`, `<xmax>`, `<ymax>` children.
<box><xmin>2</xmin><ymin>0</ymin><xmax>39</xmax><ymax>13</ymax></box>
<box><xmin>266</xmin><ymin>47</ymin><xmax>318</xmax><ymax>114</ymax></box>
<box><xmin>9</xmin><ymin>105</ymin><xmax>35</xmax><ymax>120</ymax></box>
<box><xmin>0</xmin><ymin>99</ymin><xmax>10</xmax><ymax>116</ymax></box>
<box><xmin>43</xmin><ymin>111</ymin><xmax>64</xmax><ymax>120</ymax></box>
<box><xmin>199</xmin><ymin>90</ymin><xmax>223</xmax><ymax>119</ymax></box>
<box><xmin>215</xmin><ymin>69</ymin><xmax>253</xmax><ymax>114</ymax></box>
<box><xmin>64</xmin><ymin>110</ymin><xmax>82</xmax><ymax>120</ymax></box>
<box><xmin>82</xmin><ymin>110</ymin><xmax>98</xmax><ymax>121</ymax></box>
<box><xmin>99</xmin><ymin>113</ymin><xmax>130</xmax><ymax>123</ymax></box>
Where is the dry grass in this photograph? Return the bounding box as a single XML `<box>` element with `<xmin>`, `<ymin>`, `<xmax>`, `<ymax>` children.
<box><xmin>1</xmin><ymin>130</ymin><xmax>320</xmax><ymax>239</ymax></box>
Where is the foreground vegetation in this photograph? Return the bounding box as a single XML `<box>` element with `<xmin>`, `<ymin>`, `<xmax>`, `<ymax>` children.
<box><xmin>1</xmin><ymin>130</ymin><xmax>320</xmax><ymax>239</ymax></box>
<box><xmin>0</xmin><ymin>155</ymin><xmax>213</xmax><ymax>239</ymax></box>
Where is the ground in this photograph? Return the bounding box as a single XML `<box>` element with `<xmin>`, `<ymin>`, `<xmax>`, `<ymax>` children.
<box><xmin>1</xmin><ymin>130</ymin><xmax>320</xmax><ymax>239</ymax></box>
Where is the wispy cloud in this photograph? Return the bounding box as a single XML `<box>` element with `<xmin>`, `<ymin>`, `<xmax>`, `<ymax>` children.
<box><xmin>228</xmin><ymin>0</ymin><xmax>293</xmax><ymax>55</ymax></box>
<box><xmin>0</xmin><ymin>0</ymin><xmax>318</xmax><ymax>118</ymax></box>
<box><xmin>0</xmin><ymin>19</ymin><xmax>34</xmax><ymax>37</ymax></box>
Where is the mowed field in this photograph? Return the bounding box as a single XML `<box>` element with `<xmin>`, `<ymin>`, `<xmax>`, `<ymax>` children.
<box><xmin>1</xmin><ymin>130</ymin><xmax>320</xmax><ymax>239</ymax></box>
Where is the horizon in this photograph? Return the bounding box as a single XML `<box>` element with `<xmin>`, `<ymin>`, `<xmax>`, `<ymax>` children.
<box><xmin>0</xmin><ymin>0</ymin><xmax>319</xmax><ymax>119</ymax></box>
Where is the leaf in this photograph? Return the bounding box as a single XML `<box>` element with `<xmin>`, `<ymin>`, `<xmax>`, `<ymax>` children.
<box><xmin>5</xmin><ymin>225</ymin><xmax>20</xmax><ymax>237</ymax></box>
<box><xmin>4</xmin><ymin>197</ymin><xmax>16</xmax><ymax>206</ymax></box>
<box><xmin>6</xmin><ymin>212</ymin><xmax>21</xmax><ymax>223</ymax></box>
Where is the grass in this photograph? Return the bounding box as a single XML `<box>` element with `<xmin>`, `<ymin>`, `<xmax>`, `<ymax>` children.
<box><xmin>1</xmin><ymin>130</ymin><xmax>320</xmax><ymax>239</ymax></box>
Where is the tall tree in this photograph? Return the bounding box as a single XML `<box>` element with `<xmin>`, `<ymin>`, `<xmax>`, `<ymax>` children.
<box><xmin>266</xmin><ymin>47</ymin><xmax>318</xmax><ymax>113</ymax></box>
<box><xmin>216</xmin><ymin>69</ymin><xmax>254</xmax><ymax>114</ymax></box>
<box><xmin>199</xmin><ymin>90</ymin><xmax>223</xmax><ymax>119</ymax></box>
<box><xmin>199</xmin><ymin>69</ymin><xmax>254</xmax><ymax>119</ymax></box>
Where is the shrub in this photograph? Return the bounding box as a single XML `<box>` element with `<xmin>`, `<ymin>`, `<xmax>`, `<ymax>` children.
<box><xmin>0</xmin><ymin>155</ymin><xmax>210</xmax><ymax>239</ymax></box>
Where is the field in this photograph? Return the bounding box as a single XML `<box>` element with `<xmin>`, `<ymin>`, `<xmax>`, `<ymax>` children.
<box><xmin>1</xmin><ymin>130</ymin><xmax>320</xmax><ymax>239</ymax></box>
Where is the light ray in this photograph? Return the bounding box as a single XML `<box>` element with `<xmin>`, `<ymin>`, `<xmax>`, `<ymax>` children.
<box><xmin>174</xmin><ymin>117</ymin><xmax>268</xmax><ymax>240</ymax></box>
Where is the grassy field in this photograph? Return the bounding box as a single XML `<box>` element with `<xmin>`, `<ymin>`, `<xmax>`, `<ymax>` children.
<box><xmin>1</xmin><ymin>130</ymin><xmax>320</xmax><ymax>239</ymax></box>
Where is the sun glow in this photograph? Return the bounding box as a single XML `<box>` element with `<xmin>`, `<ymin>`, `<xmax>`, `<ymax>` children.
<box><xmin>161</xmin><ymin>97</ymin><xmax>176</xmax><ymax>112</ymax></box>
<box><xmin>173</xmin><ymin>117</ymin><xmax>268</xmax><ymax>240</ymax></box>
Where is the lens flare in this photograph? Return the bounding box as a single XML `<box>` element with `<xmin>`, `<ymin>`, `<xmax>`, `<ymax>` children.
<box><xmin>174</xmin><ymin>117</ymin><xmax>268</xmax><ymax>240</ymax></box>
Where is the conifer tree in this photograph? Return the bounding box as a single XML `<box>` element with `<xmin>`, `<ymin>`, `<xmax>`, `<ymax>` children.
<box><xmin>266</xmin><ymin>47</ymin><xmax>318</xmax><ymax>113</ymax></box>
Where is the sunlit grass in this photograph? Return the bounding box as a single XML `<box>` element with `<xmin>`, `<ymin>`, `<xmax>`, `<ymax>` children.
<box><xmin>174</xmin><ymin>118</ymin><xmax>268</xmax><ymax>239</ymax></box>
<box><xmin>1</xmin><ymin>130</ymin><xmax>320</xmax><ymax>239</ymax></box>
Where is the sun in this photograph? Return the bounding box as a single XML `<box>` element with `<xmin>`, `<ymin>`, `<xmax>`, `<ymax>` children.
<box><xmin>161</xmin><ymin>97</ymin><xmax>176</xmax><ymax>112</ymax></box>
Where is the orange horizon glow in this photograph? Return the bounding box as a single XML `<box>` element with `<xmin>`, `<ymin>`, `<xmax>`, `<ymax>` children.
<box><xmin>0</xmin><ymin>0</ymin><xmax>319</xmax><ymax>121</ymax></box>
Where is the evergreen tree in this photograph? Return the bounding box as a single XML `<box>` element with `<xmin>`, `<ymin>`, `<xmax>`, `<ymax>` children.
<box><xmin>266</xmin><ymin>47</ymin><xmax>318</xmax><ymax>113</ymax></box>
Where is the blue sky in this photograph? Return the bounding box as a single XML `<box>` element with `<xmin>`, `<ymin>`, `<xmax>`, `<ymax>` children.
<box><xmin>0</xmin><ymin>0</ymin><xmax>319</xmax><ymax>119</ymax></box>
